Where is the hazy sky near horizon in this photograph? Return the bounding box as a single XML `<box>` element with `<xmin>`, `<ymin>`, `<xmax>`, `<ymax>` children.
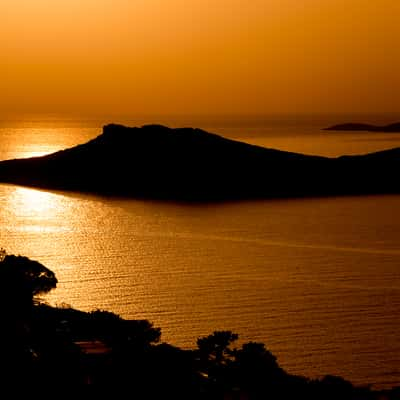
<box><xmin>1</xmin><ymin>0</ymin><xmax>400</xmax><ymax>117</ymax></box>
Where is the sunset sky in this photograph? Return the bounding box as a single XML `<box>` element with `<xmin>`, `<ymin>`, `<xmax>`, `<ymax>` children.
<box><xmin>1</xmin><ymin>0</ymin><xmax>400</xmax><ymax>117</ymax></box>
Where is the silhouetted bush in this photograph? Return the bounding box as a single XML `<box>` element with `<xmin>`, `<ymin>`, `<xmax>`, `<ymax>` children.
<box><xmin>0</xmin><ymin>249</ymin><xmax>57</xmax><ymax>312</ymax></box>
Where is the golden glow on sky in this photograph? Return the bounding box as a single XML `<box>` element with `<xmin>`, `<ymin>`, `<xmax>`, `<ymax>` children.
<box><xmin>1</xmin><ymin>0</ymin><xmax>400</xmax><ymax>116</ymax></box>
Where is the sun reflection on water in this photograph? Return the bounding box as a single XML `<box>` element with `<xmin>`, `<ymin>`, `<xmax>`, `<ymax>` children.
<box><xmin>2</xmin><ymin>185</ymin><xmax>75</xmax><ymax>237</ymax></box>
<box><xmin>12</xmin><ymin>186</ymin><xmax>59</xmax><ymax>215</ymax></box>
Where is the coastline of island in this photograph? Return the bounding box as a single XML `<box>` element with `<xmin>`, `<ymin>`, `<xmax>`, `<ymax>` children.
<box><xmin>0</xmin><ymin>123</ymin><xmax>399</xmax><ymax>201</ymax></box>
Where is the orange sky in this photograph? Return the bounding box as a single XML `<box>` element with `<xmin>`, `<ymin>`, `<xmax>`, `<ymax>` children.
<box><xmin>1</xmin><ymin>0</ymin><xmax>400</xmax><ymax>117</ymax></box>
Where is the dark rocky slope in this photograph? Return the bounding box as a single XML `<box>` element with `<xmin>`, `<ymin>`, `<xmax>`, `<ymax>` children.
<box><xmin>0</xmin><ymin>124</ymin><xmax>399</xmax><ymax>200</ymax></box>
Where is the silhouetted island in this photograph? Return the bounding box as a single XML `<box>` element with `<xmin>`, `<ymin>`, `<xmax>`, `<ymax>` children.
<box><xmin>324</xmin><ymin>122</ymin><xmax>400</xmax><ymax>132</ymax></box>
<box><xmin>0</xmin><ymin>123</ymin><xmax>399</xmax><ymax>200</ymax></box>
<box><xmin>1</xmin><ymin>249</ymin><xmax>398</xmax><ymax>398</ymax></box>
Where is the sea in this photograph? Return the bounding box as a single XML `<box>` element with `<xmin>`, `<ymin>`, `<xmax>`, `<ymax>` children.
<box><xmin>0</xmin><ymin>113</ymin><xmax>399</xmax><ymax>389</ymax></box>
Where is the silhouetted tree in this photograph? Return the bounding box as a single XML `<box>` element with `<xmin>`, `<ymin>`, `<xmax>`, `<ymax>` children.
<box><xmin>88</xmin><ymin>309</ymin><xmax>161</xmax><ymax>350</ymax></box>
<box><xmin>197</xmin><ymin>331</ymin><xmax>238</xmax><ymax>366</ymax></box>
<box><xmin>231</xmin><ymin>341</ymin><xmax>288</xmax><ymax>397</ymax></box>
<box><xmin>196</xmin><ymin>331</ymin><xmax>239</xmax><ymax>395</ymax></box>
<box><xmin>0</xmin><ymin>250</ymin><xmax>57</xmax><ymax>311</ymax></box>
<box><xmin>0</xmin><ymin>251</ymin><xmax>58</xmax><ymax>387</ymax></box>
<box><xmin>234</xmin><ymin>341</ymin><xmax>280</xmax><ymax>375</ymax></box>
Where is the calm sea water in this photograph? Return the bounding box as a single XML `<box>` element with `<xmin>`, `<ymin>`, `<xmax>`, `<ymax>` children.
<box><xmin>0</xmin><ymin>114</ymin><xmax>399</xmax><ymax>389</ymax></box>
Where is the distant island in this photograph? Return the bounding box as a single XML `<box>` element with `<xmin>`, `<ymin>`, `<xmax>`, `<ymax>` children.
<box><xmin>0</xmin><ymin>123</ymin><xmax>399</xmax><ymax>200</ymax></box>
<box><xmin>324</xmin><ymin>122</ymin><xmax>400</xmax><ymax>132</ymax></box>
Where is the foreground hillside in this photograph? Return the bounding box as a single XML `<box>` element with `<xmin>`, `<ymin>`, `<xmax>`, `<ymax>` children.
<box><xmin>1</xmin><ymin>250</ymin><xmax>398</xmax><ymax>398</ymax></box>
<box><xmin>0</xmin><ymin>124</ymin><xmax>399</xmax><ymax>200</ymax></box>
